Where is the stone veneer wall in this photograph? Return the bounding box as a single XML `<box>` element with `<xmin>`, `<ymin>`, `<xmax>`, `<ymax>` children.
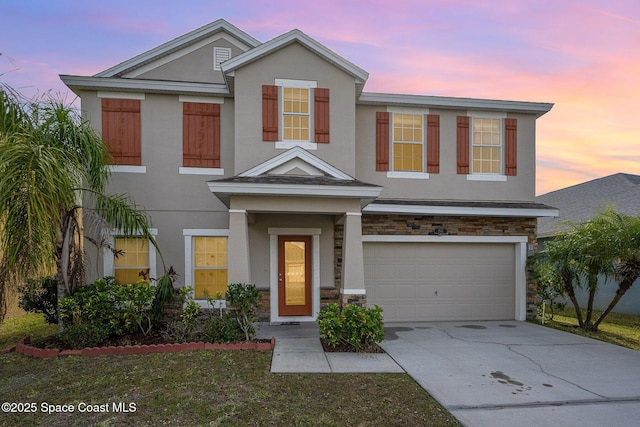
<box><xmin>334</xmin><ymin>214</ymin><xmax>538</xmax><ymax>320</ymax></box>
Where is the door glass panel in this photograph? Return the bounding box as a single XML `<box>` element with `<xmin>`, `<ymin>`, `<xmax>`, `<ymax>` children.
<box><xmin>284</xmin><ymin>241</ymin><xmax>306</xmax><ymax>306</ymax></box>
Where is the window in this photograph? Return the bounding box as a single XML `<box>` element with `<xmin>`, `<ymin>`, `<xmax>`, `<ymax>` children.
<box><xmin>376</xmin><ymin>111</ymin><xmax>439</xmax><ymax>177</ymax></box>
<box><xmin>213</xmin><ymin>47</ymin><xmax>231</xmax><ymax>71</ymax></box>
<box><xmin>101</xmin><ymin>98</ymin><xmax>141</xmax><ymax>166</ymax></box>
<box><xmin>472</xmin><ymin>118</ymin><xmax>501</xmax><ymax>174</ymax></box>
<box><xmin>283</xmin><ymin>87</ymin><xmax>310</xmax><ymax>141</ymax></box>
<box><xmin>392</xmin><ymin>113</ymin><xmax>423</xmax><ymax>172</ymax></box>
<box><xmin>457</xmin><ymin>114</ymin><xmax>516</xmax><ymax>179</ymax></box>
<box><xmin>114</xmin><ymin>237</ymin><xmax>149</xmax><ymax>284</ymax></box>
<box><xmin>262</xmin><ymin>80</ymin><xmax>329</xmax><ymax>148</ymax></box>
<box><xmin>183</xmin><ymin>230</ymin><xmax>229</xmax><ymax>303</ymax></box>
<box><xmin>182</xmin><ymin>102</ymin><xmax>220</xmax><ymax>168</ymax></box>
<box><xmin>103</xmin><ymin>229</ymin><xmax>157</xmax><ymax>284</ymax></box>
<box><xmin>193</xmin><ymin>237</ymin><xmax>228</xmax><ymax>299</ymax></box>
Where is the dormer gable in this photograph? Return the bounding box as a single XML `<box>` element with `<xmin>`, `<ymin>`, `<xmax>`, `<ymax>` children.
<box><xmin>239</xmin><ymin>146</ymin><xmax>354</xmax><ymax>180</ymax></box>
<box><xmin>221</xmin><ymin>29</ymin><xmax>369</xmax><ymax>96</ymax></box>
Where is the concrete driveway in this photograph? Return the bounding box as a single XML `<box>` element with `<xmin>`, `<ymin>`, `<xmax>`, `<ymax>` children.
<box><xmin>380</xmin><ymin>321</ymin><xmax>640</xmax><ymax>427</ymax></box>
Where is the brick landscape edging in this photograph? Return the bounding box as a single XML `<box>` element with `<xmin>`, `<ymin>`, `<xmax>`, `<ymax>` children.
<box><xmin>10</xmin><ymin>336</ymin><xmax>275</xmax><ymax>359</ymax></box>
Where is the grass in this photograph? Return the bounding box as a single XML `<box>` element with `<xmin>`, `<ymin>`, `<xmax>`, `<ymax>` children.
<box><xmin>0</xmin><ymin>315</ymin><xmax>461</xmax><ymax>426</ymax></box>
<box><xmin>0</xmin><ymin>313</ymin><xmax>58</xmax><ymax>349</ymax></box>
<box><xmin>535</xmin><ymin>307</ymin><xmax>640</xmax><ymax>351</ymax></box>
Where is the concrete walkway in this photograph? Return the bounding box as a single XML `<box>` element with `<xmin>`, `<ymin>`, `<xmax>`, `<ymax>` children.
<box><xmin>256</xmin><ymin>322</ymin><xmax>403</xmax><ymax>374</ymax></box>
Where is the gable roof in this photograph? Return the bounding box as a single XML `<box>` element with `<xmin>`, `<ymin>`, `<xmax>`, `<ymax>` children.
<box><xmin>238</xmin><ymin>146</ymin><xmax>354</xmax><ymax>180</ymax></box>
<box><xmin>536</xmin><ymin>173</ymin><xmax>640</xmax><ymax>237</ymax></box>
<box><xmin>207</xmin><ymin>147</ymin><xmax>381</xmax><ymax>207</ymax></box>
<box><xmin>95</xmin><ymin>19</ymin><xmax>261</xmax><ymax>78</ymax></box>
<box><xmin>221</xmin><ymin>29</ymin><xmax>369</xmax><ymax>96</ymax></box>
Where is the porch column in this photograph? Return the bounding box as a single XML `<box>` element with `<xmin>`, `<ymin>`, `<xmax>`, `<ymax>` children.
<box><xmin>228</xmin><ymin>209</ymin><xmax>251</xmax><ymax>284</ymax></box>
<box><xmin>341</xmin><ymin>212</ymin><xmax>367</xmax><ymax>306</ymax></box>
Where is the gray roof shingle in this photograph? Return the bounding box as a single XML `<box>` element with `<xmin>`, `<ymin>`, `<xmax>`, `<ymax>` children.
<box><xmin>536</xmin><ymin>173</ymin><xmax>640</xmax><ymax>237</ymax></box>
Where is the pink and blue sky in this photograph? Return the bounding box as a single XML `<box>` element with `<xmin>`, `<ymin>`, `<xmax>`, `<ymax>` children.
<box><xmin>2</xmin><ymin>0</ymin><xmax>639</xmax><ymax>195</ymax></box>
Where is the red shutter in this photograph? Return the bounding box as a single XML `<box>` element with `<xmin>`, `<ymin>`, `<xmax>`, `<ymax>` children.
<box><xmin>426</xmin><ymin>114</ymin><xmax>440</xmax><ymax>173</ymax></box>
<box><xmin>183</xmin><ymin>102</ymin><xmax>220</xmax><ymax>168</ymax></box>
<box><xmin>101</xmin><ymin>98</ymin><xmax>141</xmax><ymax>165</ymax></box>
<box><xmin>505</xmin><ymin>118</ymin><xmax>517</xmax><ymax>176</ymax></box>
<box><xmin>314</xmin><ymin>88</ymin><xmax>330</xmax><ymax>143</ymax></box>
<box><xmin>262</xmin><ymin>85</ymin><xmax>278</xmax><ymax>141</ymax></box>
<box><xmin>456</xmin><ymin>116</ymin><xmax>470</xmax><ymax>174</ymax></box>
<box><xmin>376</xmin><ymin>112</ymin><xmax>390</xmax><ymax>171</ymax></box>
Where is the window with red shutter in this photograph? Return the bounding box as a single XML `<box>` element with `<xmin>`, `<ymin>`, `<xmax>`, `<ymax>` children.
<box><xmin>314</xmin><ymin>88</ymin><xmax>330</xmax><ymax>143</ymax></box>
<box><xmin>183</xmin><ymin>102</ymin><xmax>221</xmax><ymax>168</ymax></box>
<box><xmin>457</xmin><ymin>116</ymin><xmax>470</xmax><ymax>174</ymax></box>
<box><xmin>101</xmin><ymin>98</ymin><xmax>141</xmax><ymax>165</ymax></box>
<box><xmin>262</xmin><ymin>85</ymin><xmax>279</xmax><ymax>141</ymax></box>
<box><xmin>376</xmin><ymin>112</ymin><xmax>390</xmax><ymax>171</ymax></box>
<box><xmin>426</xmin><ymin>114</ymin><xmax>440</xmax><ymax>173</ymax></box>
<box><xmin>504</xmin><ymin>118</ymin><xmax>517</xmax><ymax>176</ymax></box>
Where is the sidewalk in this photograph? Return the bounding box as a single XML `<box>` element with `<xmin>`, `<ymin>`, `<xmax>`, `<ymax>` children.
<box><xmin>256</xmin><ymin>322</ymin><xmax>404</xmax><ymax>374</ymax></box>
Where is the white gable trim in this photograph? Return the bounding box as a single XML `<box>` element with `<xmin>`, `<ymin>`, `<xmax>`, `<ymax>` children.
<box><xmin>124</xmin><ymin>33</ymin><xmax>246</xmax><ymax>78</ymax></box>
<box><xmin>221</xmin><ymin>29</ymin><xmax>368</xmax><ymax>84</ymax></box>
<box><xmin>239</xmin><ymin>147</ymin><xmax>354</xmax><ymax>180</ymax></box>
<box><xmin>96</xmin><ymin>19</ymin><xmax>260</xmax><ymax>78</ymax></box>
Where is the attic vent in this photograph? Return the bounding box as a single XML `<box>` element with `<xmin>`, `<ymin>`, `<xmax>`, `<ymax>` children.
<box><xmin>213</xmin><ymin>47</ymin><xmax>231</xmax><ymax>71</ymax></box>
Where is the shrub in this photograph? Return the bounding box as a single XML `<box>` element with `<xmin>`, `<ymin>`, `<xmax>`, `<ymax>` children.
<box><xmin>113</xmin><ymin>281</ymin><xmax>156</xmax><ymax>335</ymax></box>
<box><xmin>58</xmin><ymin>323</ymin><xmax>111</xmax><ymax>350</ymax></box>
<box><xmin>58</xmin><ymin>277</ymin><xmax>158</xmax><ymax>343</ymax></box>
<box><xmin>18</xmin><ymin>276</ymin><xmax>58</xmax><ymax>324</ymax></box>
<box><xmin>58</xmin><ymin>277</ymin><xmax>123</xmax><ymax>336</ymax></box>
<box><xmin>318</xmin><ymin>303</ymin><xmax>385</xmax><ymax>352</ymax></box>
<box><xmin>203</xmin><ymin>313</ymin><xmax>244</xmax><ymax>343</ymax></box>
<box><xmin>225</xmin><ymin>283</ymin><xmax>262</xmax><ymax>342</ymax></box>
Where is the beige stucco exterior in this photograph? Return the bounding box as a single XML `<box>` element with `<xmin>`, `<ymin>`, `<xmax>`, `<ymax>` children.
<box><xmin>64</xmin><ymin>20</ymin><xmax>554</xmax><ymax>322</ymax></box>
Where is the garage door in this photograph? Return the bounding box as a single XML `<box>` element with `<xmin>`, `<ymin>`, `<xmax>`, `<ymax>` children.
<box><xmin>364</xmin><ymin>242</ymin><xmax>515</xmax><ymax>322</ymax></box>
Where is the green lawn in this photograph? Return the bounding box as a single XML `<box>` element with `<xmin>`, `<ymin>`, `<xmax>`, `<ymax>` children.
<box><xmin>535</xmin><ymin>307</ymin><xmax>640</xmax><ymax>351</ymax></box>
<box><xmin>0</xmin><ymin>315</ymin><xmax>461</xmax><ymax>426</ymax></box>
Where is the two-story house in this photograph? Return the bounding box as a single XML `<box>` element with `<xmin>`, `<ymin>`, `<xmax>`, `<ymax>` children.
<box><xmin>61</xmin><ymin>19</ymin><xmax>557</xmax><ymax>323</ymax></box>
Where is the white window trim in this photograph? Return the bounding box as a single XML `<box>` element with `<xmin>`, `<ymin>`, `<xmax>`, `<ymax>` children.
<box><xmin>178</xmin><ymin>95</ymin><xmax>224</xmax><ymax>104</ymax></box>
<box><xmin>386</xmin><ymin>108</ymin><xmax>429</xmax><ymax>177</ymax></box>
<box><xmin>108</xmin><ymin>165</ymin><xmax>147</xmax><ymax>174</ymax></box>
<box><xmin>179</xmin><ymin>167</ymin><xmax>225</xmax><ymax>176</ymax></box>
<box><xmin>97</xmin><ymin>91</ymin><xmax>145</xmax><ymax>100</ymax></box>
<box><xmin>386</xmin><ymin>171</ymin><xmax>430</xmax><ymax>180</ymax></box>
<box><xmin>467</xmin><ymin>174</ymin><xmax>507</xmax><ymax>182</ymax></box>
<box><xmin>268</xmin><ymin>227</ymin><xmax>321</xmax><ymax>323</ymax></box>
<box><xmin>468</xmin><ymin>111</ymin><xmax>507</xmax><ymax>177</ymax></box>
<box><xmin>103</xmin><ymin>228</ymin><xmax>158</xmax><ymax>283</ymax></box>
<box><xmin>183</xmin><ymin>229</ymin><xmax>230</xmax><ymax>308</ymax></box>
<box><xmin>274</xmin><ymin>79</ymin><xmax>317</xmax><ymax>150</ymax></box>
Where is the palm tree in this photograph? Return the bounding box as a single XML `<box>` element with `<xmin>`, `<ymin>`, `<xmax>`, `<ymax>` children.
<box><xmin>534</xmin><ymin>208</ymin><xmax>640</xmax><ymax>331</ymax></box>
<box><xmin>0</xmin><ymin>85</ymin><xmax>163</xmax><ymax>323</ymax></box>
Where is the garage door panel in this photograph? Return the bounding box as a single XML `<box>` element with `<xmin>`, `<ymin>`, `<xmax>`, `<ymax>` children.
<box><xmin>364</xmin><ymin>242</ymin><xmax>515</xmax><ymax>322</ymax></box>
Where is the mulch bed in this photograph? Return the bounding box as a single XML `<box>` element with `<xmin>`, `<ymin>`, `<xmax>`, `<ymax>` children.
<box><xmin>320</xmin><ymin>340</ymin><xmax>385</xmax><ymax>353</ymax></box>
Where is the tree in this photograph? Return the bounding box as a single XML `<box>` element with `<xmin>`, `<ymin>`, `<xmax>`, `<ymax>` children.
<box><xmin>0</xmin><ymin>85</ymin><xmax>163</xmax><ymax>323</ymax></box>
<box><xmin>533</xmin><ymin>208</ymin><xmax>640</xmax><ymax>331</ymax></box>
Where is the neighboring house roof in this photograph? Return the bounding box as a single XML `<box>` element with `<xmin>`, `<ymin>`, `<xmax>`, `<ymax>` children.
<box><xmin>536</xmin><ymin>173</ymin><xmax>640</xmax><ymax>238</ymax></box>
<box><xmin>95</xmin><ymin>19</ymin><xmax>261</xmax><ymax>78</ymax></box>
<box><xmin>221</xmin><ymin>29</ymin><xmax>369</xmax><ymax>96</ymax></box>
